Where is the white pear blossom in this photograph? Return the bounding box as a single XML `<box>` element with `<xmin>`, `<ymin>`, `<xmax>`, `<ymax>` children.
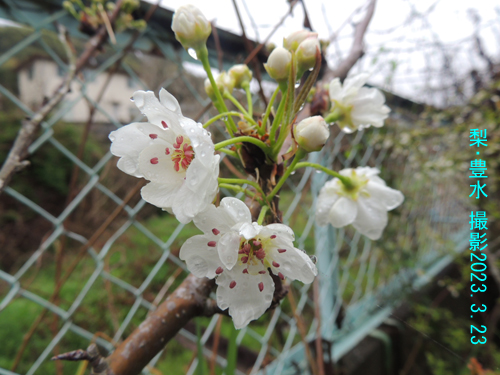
<box><xmin>316</xmin><ymin>167</ymin><xmax>404</xmax><ymax>240</ymax></box>
<box><xmin>328</xmin><ymin>73</ymin><xmax>390</xmax><ymax>133</ymax></box>
<box><xmin>180</xmin><ymin>198</ymin><xmax>317</xmax><ymax>329</ymax></box>
<box><xmin>172</xmin><ymin>4</ymin><xmax>211</xmax><ymax>51</ymax></box>
<box><xmin>109</xmin><ymin>89</ymin><xmax>220</xmax><ymax>224</ymax></box>
<box><xmin>294</xmin><ymin>116</ymin><xmax>330</xmax><ymax>152</ymax></box>
<box><xmin>283</xmin><ymin>30</ymin><xmax>318</xmax><ymax>52</ymax></box>
<box><xmin>264</xmin><ymin>47</ymin><xmax>292</xmax><ymax>82</ymax></box>
<box><xmin>296</xmin><ymin>37</ymin><xmax>320</xmax><ymax>77</ymax></box>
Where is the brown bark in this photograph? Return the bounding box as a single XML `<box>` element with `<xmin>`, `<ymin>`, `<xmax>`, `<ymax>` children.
<box><xmin>108</xmin><ymin>276</ymin><xmax>219</xmax><ymax>375</ymax></box>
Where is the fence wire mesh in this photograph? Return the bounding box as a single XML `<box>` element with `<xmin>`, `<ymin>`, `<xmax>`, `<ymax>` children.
<box><xmin>0</xmin><ymin>1</ymin><xmax>468</xmax><ymax>374</ymax></box>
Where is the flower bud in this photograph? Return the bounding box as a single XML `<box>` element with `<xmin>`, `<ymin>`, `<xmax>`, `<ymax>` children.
<box><xmin>294</xmin><ymin>116</ymin><xmax>330</xmax><ymax>152</ymax></box>
<box><xmin>283</xmin><ymin>30</ymin><xmax>318</xmax><ymax>52</ymax></box>
<box><xmin>296</xmin><ymin>37</ymin><xmax>320</xmax><ymax>77</ymax></box>
<box><xmin>264</xmin><ymin>47</ymin><xmax>291</xmax><ymax>83</ymax></box>
<box><xmin>172</xmin><ymin>5</ymin><xmax>211</xmax><ymax>51</ymax></box>
<box><xmin>204</xmin><ymin>72</ymin><xmax>234</xmax><ymax>100</ymax></box>
<box><xmin>228</xmin><ymin>64</ymin><xmax>253</xmax><ymax>89</ymax></box>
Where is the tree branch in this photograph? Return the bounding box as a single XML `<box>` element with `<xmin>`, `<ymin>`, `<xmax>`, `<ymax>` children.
<box><xmin>107</xmin><ymin>275</ymin><xmax>218</xmax><ymax>375</ymax></box>
<box><xmin>325</xmin><ymin>0</ymin><xmax>377</xmax><ymax>82</ymax></box>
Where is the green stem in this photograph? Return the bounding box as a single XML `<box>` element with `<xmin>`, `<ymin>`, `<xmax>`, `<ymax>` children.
<box><xmin>214</xmin><ymin>136</ymin><xmax>269</xmax><ymax>154</ymax></box>
<box><xmin>242</xmin><ymin>81</ymin><xmax>253</xmax><ymax>118</ymax></box>
<box><xmin>257</xmin><ymin>205</ymin><xmax>269</xmax><ymax>225</ymax></box>
<box><xmin>218</xmin><ymin>148</ymin><xmax>238</xmax><ymax>158</ymax></box>
<box><xmin>219</xmin><ymin>183</ymin><xmax>260</xmax><ymax>203</ymax></box>
<box><xmin>261</xmin><ymin>86</ymin><xmax>280</xmax><ymax>135</ymax></box>
<box><xmin>197</xmin><ymin>46</ymin><xmax>238</xmax><ymax>134</ymax></box>
<box><xmin>269</xmin><ymin>82</ymin><xmax>288</xmax><ymax>147</ymax></box>
<box><xmin>203</xmin><ymin>111</ymin><xmax>255</xmax><ymax>129</ymax></box>
<box><xmin>294</xmin><ymin>162</ymin><xmax>355</xmax><ymax>189</ymax></box>
<box><xmin>223</xmin><ymin>92</ymin><xmax>256</xmax><ymax>125</ymax></box>
<box><xmin>218</xmin><ymin>178</ymin><xmax>266</xmax><ymax>199</ymax></box>
<box><xmin>324</xmin><ymin>108</ymin><xmax>342</xmax><ymax>123</ymax></box>
<box><xmin>267</xmin><ymin>149</ymin><xmax>307</xmax><ymax>201</ymax></box>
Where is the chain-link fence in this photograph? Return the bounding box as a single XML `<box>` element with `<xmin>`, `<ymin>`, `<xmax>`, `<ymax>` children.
<box><xmin>0</xmin><ymin>1</ymin><xmax>468</xmax><ymax>374</ymax></box>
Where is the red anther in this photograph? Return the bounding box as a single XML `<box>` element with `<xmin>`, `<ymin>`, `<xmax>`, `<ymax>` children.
<box><xmin>174</xmin><ymin>162</ymin><xmax>180</xmax><ymax>172</ymax></box>
<box><xmin>241</xmin><ymin>256</ymin><xmax>248</xmax><ymax>263</ymax></box>
<box><xmin>207</xmin><ymin>241</ymin><xmax>217</xmax><ymax>247</ymax></box>
<box><xmin>258</xmin><ymin>282</ymin><xmax>264</xmax><ymax>292</ymax></box>
<box><xmin>215</xmin><ymin>267</ymin><xmax>223</xmax><ymax>274</ymax></box>
<box><xmin>242</xmin><ymin>268</ymin><xmax>248</xmax><ymax>274</ymax></box>
<box><xmin>242</xmin><ymin>243</ymin><xmax>251</xmax><ymax>253</ymax></box>
<box><xmin>150</xmin><ymin>157</ymin><xmax>159</xmax><ymax>164</ymax></box>
<box><xmin>255</xmin><ymin>249</ymin><xmax>266</xmax><ymax>260</ymax></box>
<box><xmin>149</xmin><ymin>134</ymin><xmax>158</xmax><ymax>139</ymax></box>
<box><xmin>259</xmin><ymin>270</ymin><xmax>267</xmax><ymax>274</ymax></box>
<box><xmin>278</xmin><ymin>249</ymin><xmax>287</xmax><ymax>253</ymax></box>
<box><xmin>212</xmin><ymin>228</ymin><xmax>220</xmax><ymax>235</ymax></box>
<box><xmin>175</xmin><ymin>136</ymin><xmax>184</xmax><ymax>146</ymax></box>
<box><xmin>272</xmin><ymin>261</ymin><xmax>280</xmax><ymax>268</ymax></box>
<box><xmin>278</xmin><ymin>272</ymin><xmax>285</xmax><ymax>280</ymax></box>
<box><xmin>230</xmin><ymin>280</ymin><xmax>237</xmax><ymax>289</ymax></box>
<box><xmin>252</xmin><ymin>240</ymin><xmax>261</xmax><ymax>247</ymax></box>
<box><xmin>161</xmin><ymin>121</ymin><xmax>168</xmax><ymax>128</ymax></box>
<box><xmin>270</xmin><ymin>235</ymin><xmax>277</xmax><ymax>239</ymax></box>
<box><xmin>165</xmin><ymin>148</ymin><xmax>170</xmax><ymax>155</ymax></box>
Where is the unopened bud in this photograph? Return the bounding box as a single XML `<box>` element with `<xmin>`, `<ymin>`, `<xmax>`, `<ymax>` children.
<box><xmin>296</xmin><ymin>37</ymin><xmax>320</xmax><ymax>77</ymax></box>
<box><xmin>228</xmin><ymin>64</ymin><xmax>252</xmax><ymax>89</ymax></box>
<box><xmin>204</xmin><ymin>72</ymin><xmax>234</xmax><ymax>100</ymax></box>
<box><xmin>294</xmin><ymin>116</ymin><xmax>330</xmax><ymax>152</ymax></box>
<box><xmin>264</xmin><ymin>47</ymin><xmax>291</xmax><ymax>83</ymax></box>
<box><xmin>172</xmin><ymin>5</ymin><xmax>211</xmax><ymax>51</ymax></box>
<box><xmin>283</xmin><ymin>30</ymin><xmax>318</xmax><ymax>52</ymax></box>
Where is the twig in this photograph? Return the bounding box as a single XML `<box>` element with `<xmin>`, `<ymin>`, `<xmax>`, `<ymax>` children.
<box><xmin>209</xmin><ymin>316</ymin><xmax>223</xmax><ymax>375</ymax></box>
<box><xmin>327</xmin><ymin>0</ymin><xmax>377</xmax><ymax>82</ymax></box>
<box><xmin>0</xmin><ymin>25</ymin><xmax>75</xmax><ymax>194</ymax></box>
<box><xmin>52</xmin><ymin>344</ymin><xmax>112</xmax><ymax>375</ymax></box>
<box><xmin>287</xmin><ymin>284</ymin><xmax>319</xmax><ymax>375</ymax></box>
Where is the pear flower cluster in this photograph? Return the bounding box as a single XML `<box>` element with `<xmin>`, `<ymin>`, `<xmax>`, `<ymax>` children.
<box><xmin>109</xmin><ymin>88</ymin><xmax>220</xmax><ymax>224</ymax></box>
<box><xmin>180</xmin><ymin>198</ymin><xmax>317</xmax><ymax>328</ymax></box>
<box><xmin>109</xmin><ymin>4</ymin><xmax>405</xmax><ymax>331</ymax></box>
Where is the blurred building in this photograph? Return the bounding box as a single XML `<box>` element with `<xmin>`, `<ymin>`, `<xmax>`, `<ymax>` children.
<box><xmin>18</xmin><ymin>58</ymin><xmax>141</xmax><ymax>123</ymax></box>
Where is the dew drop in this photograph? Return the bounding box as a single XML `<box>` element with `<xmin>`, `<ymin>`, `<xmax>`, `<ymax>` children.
<box><xmin>134</xmin><ymin>95</ymin><xmax>144</xmax><ymax>107</ymax></box>
<box><xmin>290</xmin><ymin>171</ymin><xmax>296</xmax><ymax>175</ymax></box>
<box><xmin>294</xmin><ymin>80</ymin><xmax>300</xmax><ymax>88</ymax></box>
<box><xmin>188</xmin><ymin>48</ymin><xmax>198</xmax><ymax>60</ymax></box>
<box><xmin>109</xmin><ymin>134</ymin><xmax>115</xmax><ymax>141</ymax></box>
<box><xmin>201</xmin><ymin>151</ymin><xmax>206</xmax><ymax>157</ymax></box>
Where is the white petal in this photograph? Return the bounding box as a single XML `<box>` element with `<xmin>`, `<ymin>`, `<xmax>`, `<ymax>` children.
<box><xmin>216</xmin><ymin>269</ymin><xmax>274</xmax><ymax>329</ymax></box>
<box><xmin>327</xmin><ymin>197</ymin><xmax>358</xmax><ymax>228</ymax></box>
<box><xmin>315</xmin><ymin>185</ymin><xmax>340</xmax><ymax>227</ymax></box>
<box><xmin>109</xmin><ymin>123</ymin><xmax>152</xmax><ymax>177</ymax></box>
<box><xmin>140</xmin><ymin>181</ymin><xmax>182</xmax><ymax>211</ymax></box>
<box><xmin>194</xmin><ymin>202</ymin><xmax>240</xmax><ymax>235</ymax></box>
<box><xmin>171</xmin><ymin>182</ymin><xmax>209</xmax><ymax>224</ymax></box>
<box><xmin>265</xmin><ymin>224</ymin><xmax>295</xmax><ymax>242</ymax></box>
<box><xmin>352</xmin><ymin>196</ymin><xmax>387</xmax><ymax>240</ymax></box>
<box><xmin>270</xmin><ymin>246</ymin><xmax>317</xmax><ymax>284</ymax></box>
<box><xmin>220</xmin><ymin>197</ymin><xmax>252</xmax><ymax>225</ymax></box>
<box><xmin>342</xmin><ymin>73</ymin><xmax>370</xmax><ymax>100</ymax></box>
<box><xmin>217</xmin><ymin>232</ymin><xmax>240</xmax><ymax>270</ymax></box>
<box><xmin>365</xmin><ymin>181</ymin><xmax>404</xmax><ymax>210</ymax></box>
<box><xmin>179</xmin><ymin>235</ymin><xmax>222</xmax><ymax>279</ymax></box>
<box><xmin>238</xmin><ymin>222</ymin><xmax>260</xmax><ymax>240</ymax></box>
<box><xmin>137</xmin><ymin>143</ymin><xmax>183</xmax><ymax>184</ymax></box>
<box><xmin>132</xmin><ymin>90</ymin><xmax>184</xmax><ymax>134</ymax></box>
<box><xmin>159</xmin><ymin>88</ymin><xmax>183</xmax><ymax>115</ymax></box>
<box><xmin>328</xmin><ymin>78</ymin><xmax>343</xmax><ymax>102</ymax></box>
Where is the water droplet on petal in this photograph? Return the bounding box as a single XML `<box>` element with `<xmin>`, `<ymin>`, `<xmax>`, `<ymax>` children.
<box><xmin>188</xmin><ymin>48</ymin><xmax>198</xmax><ymax>60</ymax></box>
